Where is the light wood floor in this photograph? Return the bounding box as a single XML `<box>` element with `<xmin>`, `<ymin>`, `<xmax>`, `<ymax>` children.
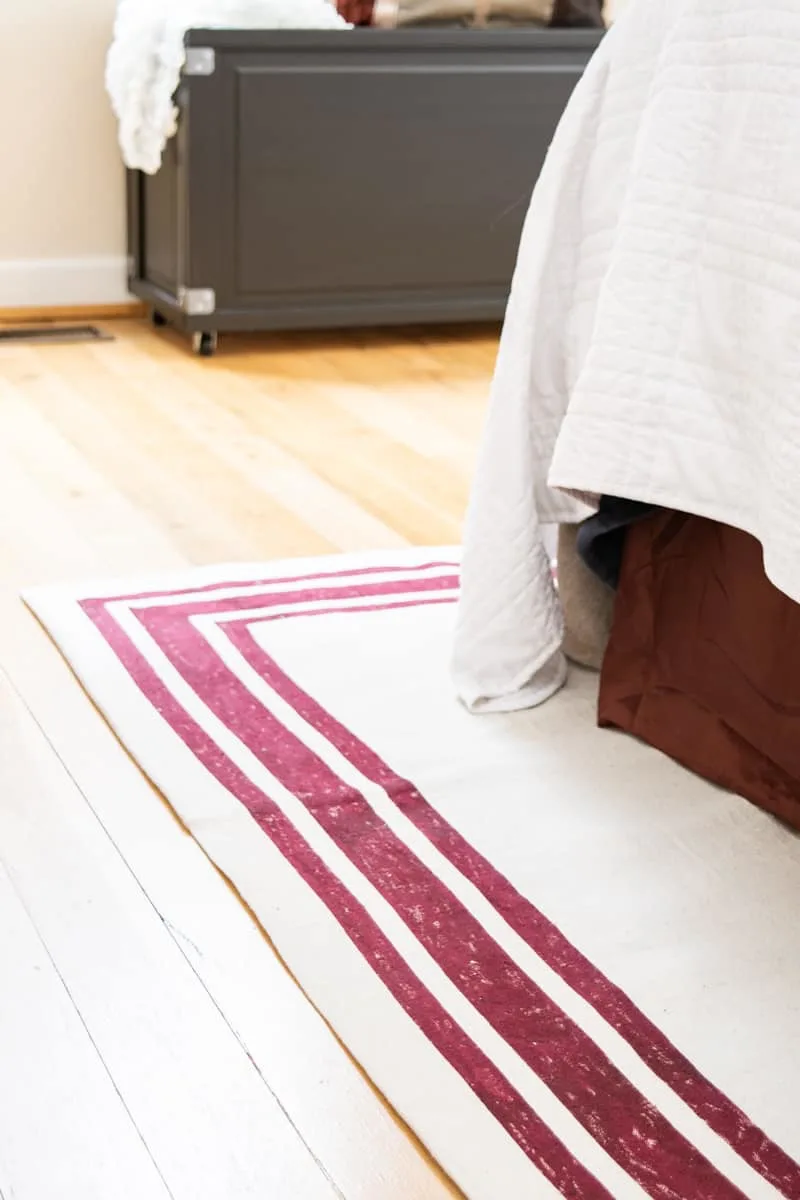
<box><xmin>0</xmin><ymin>319</ymin><xmax>497</xmax><ymax>1200</ymax></box>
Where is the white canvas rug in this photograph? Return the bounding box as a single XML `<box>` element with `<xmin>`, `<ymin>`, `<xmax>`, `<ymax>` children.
<box><xmin>26</xmin><ymin>549</ymin><xmax>800</xmax><ymax>1200</ymax></box>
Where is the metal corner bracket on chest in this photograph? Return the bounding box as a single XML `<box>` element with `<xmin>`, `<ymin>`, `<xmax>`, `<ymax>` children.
<box><xmin>126</xmin><ymin>26</ymin><xmax>602</xmax><ymax>356</ymax></box>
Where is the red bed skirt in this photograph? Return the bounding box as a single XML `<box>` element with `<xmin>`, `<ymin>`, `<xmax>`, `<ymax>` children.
<box><xmin>598</xmin><ymin>512</ymin><xmax>800</xmax><ymax>830</ymax></box>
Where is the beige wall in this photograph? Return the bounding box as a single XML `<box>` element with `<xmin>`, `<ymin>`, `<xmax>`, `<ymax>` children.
<box><xmin>0</xmin><ymin>0</ymin><xmax>127</xmax><ymax>306</ymax></box>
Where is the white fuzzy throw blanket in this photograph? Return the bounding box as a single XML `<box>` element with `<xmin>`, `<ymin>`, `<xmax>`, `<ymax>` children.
<box><xmin>106</xmin><ymin>0</ymin><xmax>350</xmax><ymax>174</ymax></box>
<box><xmin>453</xmin><ymin>0</ymin><xmax>800</xmax><ymax>713</ymax></box>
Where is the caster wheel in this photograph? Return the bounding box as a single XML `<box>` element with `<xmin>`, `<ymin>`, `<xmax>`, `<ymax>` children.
<box><xmin>192</xmin><ymin>331</ymin><xmax>218</xmax><ymax>358</ymax></box>
<box><xmin>151</xmin><ymin>309</ymin><xmax>168</xmax><ymax>328</ymax></box>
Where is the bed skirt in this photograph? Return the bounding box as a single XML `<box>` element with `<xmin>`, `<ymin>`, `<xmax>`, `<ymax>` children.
<box><xmin>598</xmin><ymin>512</ymin><xmax>800</xmax><ymax>831</ymax></box>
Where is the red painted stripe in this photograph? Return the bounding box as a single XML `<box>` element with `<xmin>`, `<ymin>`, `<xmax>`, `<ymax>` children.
<box><xmin>91</xmin><ymin>561</ymin><xmax>459</xmax><ymax>607</ymax></box>
<box><xmin>191</xmin><ymin>579</ymin><xmax>800</xmax><ymax>1200</ymax></box>
<box><xmin>128</xmin><ymin>598</ymin><xmax>748</xmax><ymax>1200</ymax></box>
<box><xmin>223</xmin><ymin>600</ymin><xmax>800</xmax><ymax>1199</ymax></box>
<box><xmin>118</xmin><ymin>573</ymin><xmax>459</xmax><ymax>624</ymax></box>
<box><xmin>79</xmin><ymin>594</ymin><xmax>612</xmax><ymax>1200</ymax></box>
<box><xmin>88</xmin><ymin>568</ymin><xmax>800</xmax><ymax>1192</ymax></box>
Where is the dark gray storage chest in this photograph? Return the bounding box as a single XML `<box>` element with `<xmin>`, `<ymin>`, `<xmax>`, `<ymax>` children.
<box><xmin>127</xmin><ymin>28</ymin><xmax>601</xmax><ymax>354</ymax></box>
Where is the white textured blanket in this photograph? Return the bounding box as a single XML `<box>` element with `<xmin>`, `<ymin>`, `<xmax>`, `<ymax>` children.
<box><xmin>106</xmin><ymin>0</ymin><xmax>350</xmax><ymax>175</ymax></box>
<box><xmin>454</xmin><ymin>0</ymin><xmax>800</xmax><ymax>713</ymax></box>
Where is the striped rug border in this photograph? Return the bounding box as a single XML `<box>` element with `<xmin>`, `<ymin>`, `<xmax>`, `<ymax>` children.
<box><xmin>27</xmin><ymin>557</ymin><xmax>799</xmax><ymax>1200</ymax></box>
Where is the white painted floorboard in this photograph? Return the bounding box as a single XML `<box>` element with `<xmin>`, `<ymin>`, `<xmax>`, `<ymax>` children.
<box><xmin>0</xmin><ymin>673</ymin><xmax>340</xmax><ymax>1200</ymax></box>
<box><xmin>0</xmin><ymin>860</ymin><xmax>170</xmax><ymax>1200</ymax></box>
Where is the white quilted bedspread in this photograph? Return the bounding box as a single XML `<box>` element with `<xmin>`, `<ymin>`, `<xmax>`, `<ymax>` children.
<box><xmin>454</xmin><ymin>0</ymin><xmax>800</xmax><ymax>713</ymax></box>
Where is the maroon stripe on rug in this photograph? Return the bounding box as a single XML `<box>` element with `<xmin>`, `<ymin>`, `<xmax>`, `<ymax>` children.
<box><xmin>220</xmin><ymin>600</ymin><xmax>800</xmax><ymax>1199</ymax></box>
<box><xmin>126</xmin><ymin>599</ymin><xmax>750</xmax><ymax>1200</ymax></box>
<box><xmin>89</xmin><ymin>569</ymin><xmax>799</xmax><ymax>1195</ymax></box>
<box><xmin>125</xmin><ymin>572</ymin><xmax>459</xmax><ymax>624</ymax></box>
<box><xmin>92</xmin><ymin>561</ymin><xmax>459</xmax><ymax>607</ymax></box>
<box><xmin>78</xmin><ymin>594</ymin><xmax>612</xmax><ymax>1200</ymax></box>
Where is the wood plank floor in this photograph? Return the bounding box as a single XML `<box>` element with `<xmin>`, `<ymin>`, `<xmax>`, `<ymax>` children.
<box><xmin>0</xmin><ymin>319</ymin><xmax>497</xmax><ymax>1200</ymax></box>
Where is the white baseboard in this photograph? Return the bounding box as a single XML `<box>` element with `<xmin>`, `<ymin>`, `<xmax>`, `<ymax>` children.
<box><xmin>0</xmin><ymin>256</ymin><xmax>131</xmax><ymax>308</ymax></box>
